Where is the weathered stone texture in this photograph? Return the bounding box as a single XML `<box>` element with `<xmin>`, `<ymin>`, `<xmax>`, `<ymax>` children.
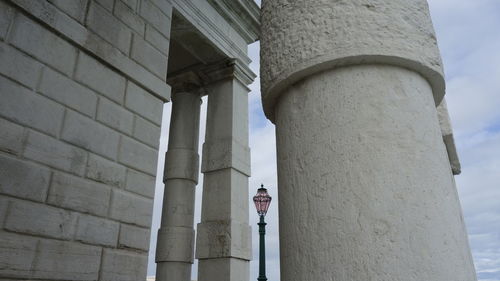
<box><xmin>75</xmin><ymin>214</ymin><xmax>120</xmax><ymax>247</ymax></box>
<box><xmin>131</xmin><ymin>34</ymin><xmax>168</xmax><ymax>78</ymax></box>
<box><xmin>119</xmin><ymin>223</ymin><xmax>151</xmax><ymax>251</ymax></box>
<box><xmin>119</xmin><ymin>136</ymin><xmax>158</xmax><ymax>175</ymax></box>
<box><xmin>87</xmin><ymin>1</ymin><xmax>132</xmax><ymax>55</ymax></box>
<box><xmin>0</xmin><ymin>76</ymin><xmax>65</xmax><ymax>137</ymax></box>
<box><xmin>0</xmin><ymin>42</ymin><xmax>43</xmax><ymax>89</ymax></box>
<box><xmin>62</xmin><ymin>110</ymin><xmax>120</xmax><ymax>160</ymax></box>
<box><xmin>109</xmin><ymin>189</ymin><xmax>154</xmax><ymax>227</ymax></box>
<box><xmin>134</xmin><ymin>116</ymin><xmax>161</xmax><ymax>149</ymax></box>
<box><xmin>47</xmin><ymin>172</ymin><xmax>111</xmax><ymax>217</ymax></box>
<box><xmin>114</xmin><ymin>0</ymin><xmax>145</xmax><ymax>35</ymax></box>
<box><xmin>260</xmin><ymin>0</ymin><xmax>445</xmax><ymax>121</ymax></box>
<box><xmin>39</xmin><ymin>67</ymin><xmax>98</xmax><ymax>118</ymax></box>
<box><xmin>5</xmin><ymin>199</ymin><xmax>78</xmax><ymax>240</ymax></box>
<box><xmin>97</xmin><ymin>97</ymin><xmax>134</xmax><ymax>134</ymax></box>
<box><xmin>125</xmin><ymin>168</ymin><xmax>156</xmax><ymax>198</ymax></box>
<box><xmin>75</xmin><ymin>53</ymin><xmax>127</xmax><ymax>104</ymax></box>
<box><xmin>48</xmin><ymin>0</ymin><xmax>88</xmax><ymax>23</ymax></box>
<box><xmin>86</xmin><ymin>153</ymin><xmax>127</xmax><ymax>187</ymax></box>
<box><xmin>10</xmin><ymin>13</ymin><xmax>77</xmax><ymax>75</ymax></box>
<box><xmin>0</xmin><ymin>118</ymin><xmax>25</xmax><ymax>156</ymax></box>
<box><xmin>126</xmin><ymin>81</ymin><xmax>164</xmax><ymax>125</ymax></box>
<box><xmin>24</xmin><ymin>130</ymin><xmax>88</xmax><ymax>176</ymax></box>
<box><xmin>0</xmin><ymin>155</ymin><xmax>50</xmax><ymax>202</ymax></box>
<box><xmin>101</xmin><ymin>249</ymin><xmax>148</xmax><ymax>281</ymax></box>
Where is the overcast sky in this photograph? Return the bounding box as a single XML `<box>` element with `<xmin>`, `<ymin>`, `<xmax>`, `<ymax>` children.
<box><xmin>148</xmin><ymin>1</ymin><xmax>500</xmax><ymax>280</ymax></box>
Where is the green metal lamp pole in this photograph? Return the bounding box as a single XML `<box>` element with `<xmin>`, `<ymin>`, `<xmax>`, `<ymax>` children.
<box><xmin>253</xmin><ymin>185</ymin><xmax>272</xmax><ymax>281</ymax></box>
<box><xmin>258</xmin><ymin>214</ymin><xmax>267</xmax><ymax>281</ymax></box>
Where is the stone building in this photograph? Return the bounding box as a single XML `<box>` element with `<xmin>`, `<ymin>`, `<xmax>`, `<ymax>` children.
<box><xmin>0</xmin><ymin>0</ymin><xmax>476</xmax><ymax>281</ymax></box>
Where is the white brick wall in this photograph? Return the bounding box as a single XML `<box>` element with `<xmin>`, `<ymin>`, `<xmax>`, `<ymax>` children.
<box><xmin>0</xmin><ymin>0</ymin><xmax>172</xmax><ymax>279</ymax></box>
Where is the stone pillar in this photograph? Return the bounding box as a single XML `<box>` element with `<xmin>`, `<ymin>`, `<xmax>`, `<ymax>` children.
<box><xmin>196</xmin><ymin>60</ymin><xmax>254</xmax><ymax>281</ymax></box>
<box><xmin>260</xmin><ymin>1</ymin><xmax>477</xmax><ymax>281</ymax></box>
<box><xmin>156</xmin><ymin>86</ymin><xmax>202</xmax><ymax>281</ymax></box>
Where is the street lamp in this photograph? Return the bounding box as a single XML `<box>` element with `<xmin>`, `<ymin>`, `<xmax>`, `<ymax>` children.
<box><xmin>253</xmin><ymin>184</ymin><xmax>272</xmax><ymax>281</ymax></box>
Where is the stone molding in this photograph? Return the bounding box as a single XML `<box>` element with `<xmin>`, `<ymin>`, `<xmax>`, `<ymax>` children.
<box><xmin>260</xmin><ymin>0</ymin><xmax>445</xmax><ymax>122</ymax></box>
<box><xmin>164</xmin><ymin>149</ymin><xmax>200</xmax><ymax>183</ymax></box>
<box><xmin>172</xmin><ymin>0</ymin><xmax>254</xmax><ymax>65</ymax></box>
<box><xmin>207</xmin><ymin>0</ymin><xmax>260</xmax><ymax>44</ymax></box>
<box><xmin>156</xmin><ymin>226</ymin><xmax>195</xmax><ymax>263</ymax></box>
<box><xmin>437</xmin><ymin>99</ymin><xmax>461</xmax><ymax>175</ymax></box>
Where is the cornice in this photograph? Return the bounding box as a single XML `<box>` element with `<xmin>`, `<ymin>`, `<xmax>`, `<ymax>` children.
<box><xmin>207</xmin><ymin>0</ymin><xmax>260</xmax><ymax>44</ymax></box>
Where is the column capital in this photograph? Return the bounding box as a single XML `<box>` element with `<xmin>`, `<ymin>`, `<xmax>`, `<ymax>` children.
<box><xmin>168</xmin><ymin>59</ymin><xmax>256</xmax><ymax>95</ymax></box>
<box><xmin>198</xmin><ymin>58</ymin><xmax>256</xmax><ymax>87</ymax></box>
<box><xmin>167</xmin><ymin>71</ymin><xmax>204</xmax><ymax>95</ymax></box>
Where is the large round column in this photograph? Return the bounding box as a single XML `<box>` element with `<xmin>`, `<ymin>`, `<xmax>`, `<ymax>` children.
<box><xmin>260</xmin><ymin>1</ymin><xmax>477</xmax><ymax>280</ymax></box>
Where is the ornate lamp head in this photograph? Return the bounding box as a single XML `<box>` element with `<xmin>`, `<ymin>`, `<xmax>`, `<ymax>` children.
<box><xmin>253</xmin><ymin>184</ymin><xmax>272</xmax><ymax>216</ymax></box>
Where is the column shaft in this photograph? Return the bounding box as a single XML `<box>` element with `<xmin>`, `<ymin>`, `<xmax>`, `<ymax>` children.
<box><xmin>274</xmin><ymin>65</ymin><xmax>476</xmax><ymax>281</ymax></box>
<box><xmin>156</xmin><ymin>91</ymin><xmax>201</xmax><ymax>281</ymax></box>
<box><xmin>196</xmin><ymin>77</ymin><xmax>252</xmax><ymax>281</ymax></box>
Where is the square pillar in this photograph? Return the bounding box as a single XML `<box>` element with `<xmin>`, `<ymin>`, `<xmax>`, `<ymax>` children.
<box><xmin>196</xmin><ymin>60</ymin><xmax>255</xmax><ymax>281</ymax></box>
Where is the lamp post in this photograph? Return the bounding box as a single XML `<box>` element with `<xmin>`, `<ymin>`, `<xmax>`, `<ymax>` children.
<box><xmin>253</xmin><ymin>184</ymin><xmax>272</xmax><ymax>281</ymax></box>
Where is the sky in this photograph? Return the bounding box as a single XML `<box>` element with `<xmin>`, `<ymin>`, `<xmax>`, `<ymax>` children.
<box><xmin>148</xmin><ymin>1</ymin><xmax>500</xmax><ymax>280</ymax></box>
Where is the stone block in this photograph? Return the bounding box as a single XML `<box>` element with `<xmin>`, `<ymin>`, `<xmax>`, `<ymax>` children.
<box><xmin>164</xmin><ymin>148</ymin><xmax>199</xmax><ymax>182</ymax></box>
<box><xmin>0</xmin><ymin>76</ymin><xmax>64</xmax><ymax>137</ymax></box>
<box><xmin>39</xmin><ymin>67</ymin><xmax>98</xmax><ymax>118</ymax></box>
<box><xmin>198</xmin><ymin>258</ymin><xmax>249</xmax><ymax>281</ymax></box>
<box><xmin>202</xmin><ymin>139</ymin><xmax>251</xmax><ymax>176</ymax></box>
<box><xmin>9</xmin><ymin>13</ymin><xmax>77</xmax><ymax>75</ymax></box>
<box><xmin>125</xmin><ymin>168</ymin><xmax>156</xmax><ymax>198</ymax></box>
<box><xmin>119</xmin><ymin>223</ymin><xmax>150</xmax><ymax>251</ymax></box>
<box><xmin>118</xmin><ymin>136</ymin><xmax>158</xmax><ymax>175</ymax></box>
<box><xmin>95</xmin><ymin>0</ymin><xmax>114</xmax><ymax>11</ymax></box>
<box><xmin>97</xmin><ymin>97</ymin><xmax>134</xmax><ymax>134</ymax></box>
<box><xmin>87</xmin><ymin>1</ymin><xmax>132</xmax><ymax>55</ymax></box>
<box><xmin>196</xmin><ymin>220</ymin><xmax>252</xmax><ymax>260</ymax></box>
<box><xmin>133</xmin><ymin>115</ymin><xmax>161</xmax><ymax>148</ymax></box>
<box><xmin>86</xmin><ymin>153</ymin><xmax>127</xmax><ymax>187</ymax></box>
<box><xmin>47</xmin><ymin>172</ymin><xmax>111</xmax><ymax>216</ymax></box>
<box><xmin>0</xmin><ymin>196</ymin><xmax>9</xmax><ymax>226</ymax></box>
<box><xmin>75</xmin><ymin>53</ymin><xmax>126</xmax><ymax>104</ymax></box>
<box><xmin>5</xmin><ymin>199</ymin><xmax>77</xmax><ymax>240</ymax></box>
<box><xmin>126</xmin><ymin>81</ymin><xmax>163</xmax><ymax>125</ymax></box>
<box><xmin>0</xmin><ymin>1</ymin><xmax>14</xmax><ymax>40</ymax></box>
<box><xmin>0</xmin><ymin>42</ymin><xmax>43</xmax><ymax>89</ymax></box>
<box><xmin>0</xmin><ymin>117</ymin><xmax>25</xmax><ymax>156</ymax></box>
<box><xmin>131</xmin><ymin>34</ymin><xmax>167</xmax><ymax>78</ymax></box>
<box><xmin>75</xmin><ymin>214</ymin><xmax>119</xmax><ymax>246</ymax></box>
<box><xmin>149</xmin><ymin>0</ymin><xmax>172</xmax><ymax>17</ymax></box>
<box><xmin>109</xmin><ymin>189</ymin><xmax>153</xmax><ymax>227</ymax></box>
<box><xmin>62</xmin><ymin>110</ymin><xmax>120</xmax><ymax>160</ymax></box>
<box><xmin>24</xmin><ymin>130</ymin><xmax>88</xmax><ymax>175</ymax></box>
<box><xmin>145</xmin><ymin>24</ymin><xmax>170</xmax><ymax>55</ymax></box>
<box><xmin>0</xmin><ymin>154</ymin><xmax>51</xmax><ymax>202</ymax></box>
<box><xmin>121</xmin><ymin>0</ymin><xmax>137</xmax><ymax>10</ymax></box>
<box><xmin>114</xmin><ymin>0</ymin><xmax>145</xmax><ymax>35</ymax></box>
<box><xmin>100</xmin><ymin>249</ymin><xmax>148</xmax><ymax>281</ymax></box>
<box><xmin>33</xmin><ymin>238</ymin><xmax>101</xmax><ymax>280</ymax></box>
<box><xmin>140</xmin><ymin>0</ymin><xmax>171</xmax><ymax>37</ymax></box>
<box><xmin>48</xmin><ymin>0</ymin><xmax>88</xmax><ymax>23</ymax></box>
<box><xmin>0</xmin><ymin>231</ymin><xmax>38</xmax><ymax>278</ymax></box>
<box><xmin>156</xmin><ymin>226</ymin><xmax>194</xmax><ymax>262</ymax></box>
